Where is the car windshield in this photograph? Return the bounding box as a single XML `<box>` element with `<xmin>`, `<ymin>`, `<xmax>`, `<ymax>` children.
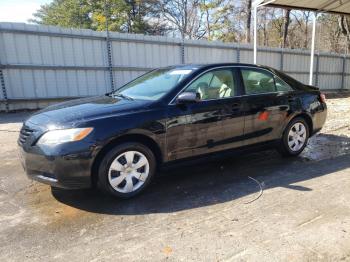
<box><xmin>112</xmin><ymin>68</ymin><xmax>194</xmax><ymax>101</ymax></box>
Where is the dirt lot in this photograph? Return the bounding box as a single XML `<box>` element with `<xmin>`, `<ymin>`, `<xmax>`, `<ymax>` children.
<box><xmin>0</xmin><ymin>96</ymin><xmax>350</xmax><ymax>261</ymax></box>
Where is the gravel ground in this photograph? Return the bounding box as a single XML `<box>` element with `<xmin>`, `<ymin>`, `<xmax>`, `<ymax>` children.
<box><xmin>0</xmin><ymin>96</ymin><xmax>350</xmax><ymax>261</ymax></box>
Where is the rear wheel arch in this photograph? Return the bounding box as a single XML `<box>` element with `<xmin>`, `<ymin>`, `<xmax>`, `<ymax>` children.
<box><xmin>91</xmin><ymin>134</ymin><xmax>163</xmax><ymax>187</ymax></box>
<box><xmin>281</xmin><ymin>113</ymin><xmax>313</xmax><ymax>138</ymax></box>
<box><xmin>289</xmin><ymin>113</ymin><xmax>313</xmax><ymax>136</ymax></box>
<box><xmin>278</xmin><ymin>116</ymin><xmax>310</xmax><ymax>157</ymax></box>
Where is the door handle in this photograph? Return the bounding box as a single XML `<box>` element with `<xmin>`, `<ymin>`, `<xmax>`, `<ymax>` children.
<box><xmin>231</xmin><ymin>103</ymin><xmax>240</xmax><ymax>109</ymax></box>
<box><xmin>287</xmin><ymin>95</ymin><xmax>296</xmax><ymax>103</ymax></box>
<box><xmin>231</xmin><ymin>103</ymin><xmax>241</xmax><ymax>112</ymax></box>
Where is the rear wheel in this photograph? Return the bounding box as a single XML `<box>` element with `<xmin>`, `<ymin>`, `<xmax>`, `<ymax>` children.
<box><xmin>97</xmin><ymin>142</ymin><xmax>156</xmax><ymax>198</ymax></box>
<box><xmin>278</xmin><ymin>117</ymin><xmax>309</xmax><ymax>157</ymax></box>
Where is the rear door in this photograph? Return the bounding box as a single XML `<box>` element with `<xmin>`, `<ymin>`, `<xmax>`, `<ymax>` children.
<box><xmin>239</xmin><ymin>67</ymin><xmax>294</xmax><ymax>145</ymax></box>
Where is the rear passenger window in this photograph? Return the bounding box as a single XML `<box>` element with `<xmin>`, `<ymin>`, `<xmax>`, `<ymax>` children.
<box><xmin>275</xmin><ymin>76</ymin><xmax>293</xmax><ymax>92</ymax></box>
<box><xmin>241</xmin><ymin>69</ymin><xmax>276</xmax><ymax>95</ymax></box>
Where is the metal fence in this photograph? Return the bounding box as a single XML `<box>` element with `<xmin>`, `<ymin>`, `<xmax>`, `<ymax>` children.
<box><xmin>0</xmin><ymin>22</ymin><xmax>349</xmax><ymax>111</ymax></box>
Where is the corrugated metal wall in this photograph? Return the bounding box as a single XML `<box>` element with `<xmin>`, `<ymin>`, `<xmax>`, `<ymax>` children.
<box><xmin>0</xmin><ymin>22</ymin><xmax>349</xmax><ymax>111</ymax></box>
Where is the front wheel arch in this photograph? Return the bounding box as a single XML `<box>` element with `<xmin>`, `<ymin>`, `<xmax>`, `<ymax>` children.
<box><xmin>97</xmin><ymin>142</ymin><xmax>157</xmax><ymax>198</ymax></box>
<box><xmin>91</xmin><ymin>134</ymin><xmax>163</xmax><ymax>187</ymax></box>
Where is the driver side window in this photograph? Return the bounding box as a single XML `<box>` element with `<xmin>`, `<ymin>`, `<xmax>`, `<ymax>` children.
<box><xmin>184</xmin><ymin>69</ymin><xmax>235</xmax><ymax>100</ymax></box>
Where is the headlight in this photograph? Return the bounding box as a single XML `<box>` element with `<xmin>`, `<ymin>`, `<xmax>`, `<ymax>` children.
<box><xmin>37</xmin><ymin>128</ymin><xmax>93</xmax><ymax>146</ymax></box>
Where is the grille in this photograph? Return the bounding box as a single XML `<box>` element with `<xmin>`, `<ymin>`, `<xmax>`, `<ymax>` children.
<box><xmin>19</xmin><ymin>126</ymin><xmax>34</xmax><ymax>145</ymax></box>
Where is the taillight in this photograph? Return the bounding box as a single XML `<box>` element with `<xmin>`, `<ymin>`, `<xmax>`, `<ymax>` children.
<box><xmin>320</xmin><ymin>93</ymin><xmax>326</xmax><ymax>103</ymax></box>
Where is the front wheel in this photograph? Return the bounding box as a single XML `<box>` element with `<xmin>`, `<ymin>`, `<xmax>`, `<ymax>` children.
<box><xmin>97</xmin><ymin>142</ymin><xmax>156</xmax><ymax>198</ymax></box>
<box><xmin>278</xmin><ymin>117</ymin><xmax>310</xmax><ymax>157</ymax></box>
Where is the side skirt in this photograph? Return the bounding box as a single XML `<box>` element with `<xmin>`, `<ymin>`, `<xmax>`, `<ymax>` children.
<box><xmin>160</xmin><ymin>140</ymin><xmax>280</xmax><ymax>171</ymax></box>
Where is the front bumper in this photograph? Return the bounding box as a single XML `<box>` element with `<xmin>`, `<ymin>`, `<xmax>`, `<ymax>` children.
<box><xmin>18</xmin><ymin>145</ymin><xmax>93</xmax><ymax>189</ymax></box>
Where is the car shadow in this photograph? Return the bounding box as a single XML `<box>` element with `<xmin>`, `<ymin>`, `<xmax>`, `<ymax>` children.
<box><xmin>52</xmin><ymin>133</ymin><xmax>350</xmax><ymax>215</ymax></box>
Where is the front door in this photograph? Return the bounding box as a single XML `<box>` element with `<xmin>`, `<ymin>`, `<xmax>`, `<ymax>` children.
<box><xmin>166</xmin><ymin>67</ymin><xmax>245</xmax><ymax>161</ymax></box>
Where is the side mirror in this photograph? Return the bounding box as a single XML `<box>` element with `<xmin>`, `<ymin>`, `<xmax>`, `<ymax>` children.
<box><xmin>176</xmin><ymin>92</ymin><xmax>201</xmax><ymax>104</ymax></box>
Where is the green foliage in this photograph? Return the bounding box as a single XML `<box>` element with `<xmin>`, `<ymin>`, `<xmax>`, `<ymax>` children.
<box><xmin>31</xmin><ymin>0</ymin><xmax>166</xmax><ymax>34</ymax></box>
<box><xmin>31</xmin><ymin>0</ymin><xmax>93</xmax><ymax>29</ymax></box>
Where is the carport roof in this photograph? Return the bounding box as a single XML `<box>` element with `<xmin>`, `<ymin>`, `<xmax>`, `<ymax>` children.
<box><xmin>260</xmin><ymin>0</ymin><xmax>350</xmax><ymax>15</ymax></box>
<box><xmin>252</xmin><ymin>0</ymin><xmax>350</xmax><ymax>86</ymax></box>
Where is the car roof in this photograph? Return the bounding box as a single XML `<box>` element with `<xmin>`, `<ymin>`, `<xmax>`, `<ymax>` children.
<box><xmin>166</xmin><ymin>63</ymin><xmax>270</xmax><ymax>71</ymax></box>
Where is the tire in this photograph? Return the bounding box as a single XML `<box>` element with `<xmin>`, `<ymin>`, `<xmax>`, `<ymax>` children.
<box><xmin>97</xmin><ymin>142</ymin><xmax>156</xmax><ymax>199</ymax></box>
<box><xmin>278</xmin><ymin>117</ymin><xmax>310</xmax><ymax>157</ymax></box>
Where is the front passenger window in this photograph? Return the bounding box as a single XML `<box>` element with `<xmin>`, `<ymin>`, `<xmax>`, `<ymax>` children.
<box><xmin>184</xmin><ymin>69</ymin><xmax>235</xmax><ymax>100</ymax></box>
<box><xmin>241</xmin><ymin>69</ymin><xmax>276</xmax><ymax>95</ymax></box>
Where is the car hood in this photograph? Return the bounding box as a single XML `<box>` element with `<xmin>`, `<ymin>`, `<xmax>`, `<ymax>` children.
<box><xmin>26</xmin><ymin>95</ymin><xmax>152</xmax><ymax>128</ymax></box>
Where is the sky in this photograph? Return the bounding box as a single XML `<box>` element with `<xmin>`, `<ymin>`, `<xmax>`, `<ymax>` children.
<box><xmin>0</xmin><ymin>0</ymin><xmax>51</xmax><ymax>23</ymax></box>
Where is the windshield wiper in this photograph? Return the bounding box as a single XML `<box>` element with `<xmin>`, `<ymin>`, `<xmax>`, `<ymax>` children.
<box><xmin>112</xmin><ymin>93</ymin><xmax>134</xmax><ymax>100</ymax></box>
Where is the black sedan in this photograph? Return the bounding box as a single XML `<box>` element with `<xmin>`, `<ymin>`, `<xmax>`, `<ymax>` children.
<box><xmin>18</xmin><ymin>63</ymin><xmax>327</xmax><ymax>198</ymax></box>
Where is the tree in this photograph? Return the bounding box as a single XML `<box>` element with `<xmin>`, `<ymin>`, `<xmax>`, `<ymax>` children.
<box><xmin>292</xmin><ymin>11</ymin><xmax>313</xmax><ymax>48</ymax></box>
<box><xmin>246</xmin><ymin>0</ymin><xmax>252</xmax><ymax>43</ymax></box>
<box><xmin>157</xmin><ymin>0</ymin><xmax>204</xmax><ymax>39</ymax></box>
<box><xmin>31</xmin><ymin>0</ymin><xmax>167</xmax><ymax>34</ymax></box>
<box><xmin>200</xmin><ymin>0</ymin><xmax>223</xmax><ymax>40</ymax></box>
<box><xmin>338</xmin><ymin>15</ymin><xmax>350</xmax><ymax>53</ymax></box>
<box><xmin>214</xmin><ymin>0</ymin><xmax>249</xmax><ymax>43</ymax></box>
<box><xmin>31</xmin><ymin>0</ymin><xmax>93</xmax><ymax>29</ymax></box>
<box><xmin>283</xmin><ymin>9</ymin><xmax>290</xmax><ymax>47</ymax></box>
<box><xmin>259</xmin><ymin>7</ymin><xmax>274</xmax><ymax>46</ymax></box>
<box><xmin>30</xmin><ymin>0</ymin><xmax>350</xmax><ymax>54</ymax></box>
